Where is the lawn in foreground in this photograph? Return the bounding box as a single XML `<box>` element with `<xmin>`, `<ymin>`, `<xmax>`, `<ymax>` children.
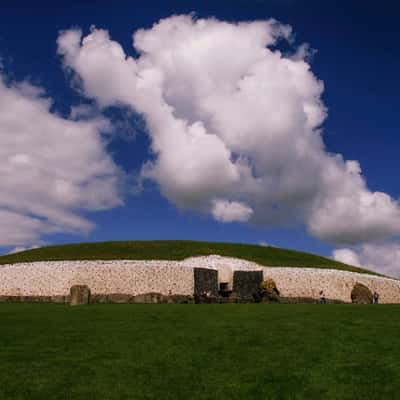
<box><xmin>1</xmin><ymin>304</ymin><xmax>399</xmax><ymax>400</ymax></box>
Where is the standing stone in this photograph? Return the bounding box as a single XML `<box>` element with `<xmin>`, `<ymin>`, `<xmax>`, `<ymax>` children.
<box><xmin>70</xmin><ymin>285</ymin><xmax>91</xmax><ymax>306</ymax></box>
<box><xmin>351</xmin><ymin>283</ymin><xmax>373</xmax><ymax>304</ymax></box>
<box><xmin>194</xmin><ymin>268</ymin><xmax>218</xmax><ymax>303</ymax></box>
<box><xmin>232</xmin><ymin>271</ymin><xmax>263</xmax><ymax>301</ymax></box>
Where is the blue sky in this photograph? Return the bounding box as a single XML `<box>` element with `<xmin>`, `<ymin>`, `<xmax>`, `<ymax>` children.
<box><xmin>1</xmin><ymin>0</ymin><xmax>400</xmax><ymax>275</ymax></box>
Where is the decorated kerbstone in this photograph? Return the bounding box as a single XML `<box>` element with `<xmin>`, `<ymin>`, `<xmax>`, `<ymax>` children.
<box><xmin>351</xmin><ymin>282</ymin><xmax>373</xmax><ymax>304</ymax></box>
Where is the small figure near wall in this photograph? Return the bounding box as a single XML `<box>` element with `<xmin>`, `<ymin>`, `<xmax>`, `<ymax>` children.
<box><xmin>373</xmin><ymin>291</ymin><xmax>379</xmax><ymax>304</ymax></box>
<box><xmin>319</xmin><ymin>290</ymin><xmax>326</xmax><ymax>304</ymax></box>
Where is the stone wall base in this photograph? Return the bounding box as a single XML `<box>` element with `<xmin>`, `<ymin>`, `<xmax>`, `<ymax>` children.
<box><xmin>0</xmin><ymin>295</ymin><xmax>348</xmax><ymax>304</ymax></box>
<box><xmin>90</xmin><ymin>293</ymin><xmax>194</xmax><ymax>304</ymax></box>
<box><xmin>0</xmin><ymin>295</ymin><xmax>68</xmax><ymax>303</ymax></box>
<box><xmin>279</xmin><ymin>297</ymin><xmax>346</xmax><ymax>304</ymax></box>
<box><xmin>0</xmin><ymin>294</ymin><xmax>195</xmax><ymax>304</ymax></box>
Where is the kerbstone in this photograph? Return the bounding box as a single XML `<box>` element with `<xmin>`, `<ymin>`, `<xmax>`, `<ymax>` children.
<box><xmin>351</xmin><ymin>283</ymin><xmax>373</xmax><ymax>304</ymax></box>
<box><xmin>70</xmin><ymin>285</ymin><xmax>90</xmax><ymax>306</ymax></box>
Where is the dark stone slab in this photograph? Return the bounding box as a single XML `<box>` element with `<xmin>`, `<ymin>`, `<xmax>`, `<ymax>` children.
<box><xmin>232</xmin><ymin>270</ymin><xmax>263</xmax><ymax>300</ymax></box>
<box><xmin>194</xmin><ymin>268</ymin><xmax>218</xmax><ymax>300</ymax></box>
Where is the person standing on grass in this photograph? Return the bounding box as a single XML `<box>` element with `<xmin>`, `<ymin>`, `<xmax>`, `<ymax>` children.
<box><xmin>319</xmin><ymin>290</ymin><xmax>326</xmax><ymax>304</ymax></box>
<box><xmin>373</xmin><ymin>291</ymin><xmax>379</xmax><ymax>304</ymax></box>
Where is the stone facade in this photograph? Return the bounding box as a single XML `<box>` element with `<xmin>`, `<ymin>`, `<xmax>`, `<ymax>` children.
<box><xmin>262</xmin><ymin>267</ymin><xmax>400</xmax><ymax>304</ymax></box>
<box><xmin>0</xmin><ymin>262</ymin><xmax>194</xmax><ymax>297</ymax></box>
<box><xmin>0</xmin><ymin>256</ymin><xmax>399</xmax><ymax>303</ymax></box>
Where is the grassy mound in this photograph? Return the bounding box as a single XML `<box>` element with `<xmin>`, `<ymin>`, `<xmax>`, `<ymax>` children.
<box><xmin>0</xmin><ymin>240</ymin><xmax>376</xmax><ymax>275</ymax></box>
<box><xmin>1</xmin><ymin>303</ymin><xmax>399</xmax><ymax>399</ymax></box>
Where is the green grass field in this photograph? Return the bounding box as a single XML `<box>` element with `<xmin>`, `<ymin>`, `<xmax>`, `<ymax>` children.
<box><xmin>1</xmin><ymin>304</ymin><xmax>399</xmax><ymax>400</ymax></box>
<box><xmin>0</xmin><ymin>240</ymin><xmax>376</xmax><ymax>275</ymax></box>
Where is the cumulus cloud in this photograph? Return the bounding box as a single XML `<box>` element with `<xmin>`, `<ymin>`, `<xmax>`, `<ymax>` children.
<box><xmin>332</xmin><ymin>248</ymin><xmax>361</xmax><ymax>267</ymax></box>
<box><xmin>0</xmin><ymin>74</ymin><xmax>123</xmax><ymax>247</ymax></box>
<box><xmin>333</xmin><ymin>243</ymin><xmax>400</xmax><ymax>278</ymax></box>
<box><xmin>57</xmin><ymin>15</ymin><xmax>400</xmax><ymax>245</ymax></box>
<box><xmin>211</xmin><ymin>199</ymin><xmax>253</xmax><ymax>223</ymax></box>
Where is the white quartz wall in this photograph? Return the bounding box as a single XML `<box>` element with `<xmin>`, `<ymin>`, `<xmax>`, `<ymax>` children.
<box><xmin>0</xmin><ymin>255</ymin><xmax>399</xmax><ymax>303</ymax></box>
<box><xmin>262</xmin><ymin>267</ymin><xmax>400</xmax><ymax>303</ymax></box>
<box><xmin>0</xmin><ymin>261</ymin><xmax>194</xmax><ymax>296</ymax></box>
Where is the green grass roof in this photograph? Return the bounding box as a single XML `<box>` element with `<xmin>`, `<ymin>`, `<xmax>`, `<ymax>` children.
<box><xmin>0</xmin><ymin>240</ymin><xmax>378</xmax><ymax>275</ymax></box>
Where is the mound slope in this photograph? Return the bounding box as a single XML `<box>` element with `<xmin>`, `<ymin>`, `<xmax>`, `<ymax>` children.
<box><xmin>0</xmin><ymin>240</ymin><xmax>376</xmax><ymax>275</ymax></box>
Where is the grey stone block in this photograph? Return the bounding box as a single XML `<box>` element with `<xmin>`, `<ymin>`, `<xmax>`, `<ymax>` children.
<box><xmin>232</xmin><ymin>270</ymin><xmax>263</xmax><ymax>299</ymax></box>
<box><xmin>70</xmin><ymin>285</ymin><xmax>90</xmax><ymax>306</ymax></box>
<box><xmin>194</xmin><ymin>268</ymin><xmax>218</xmax><ymax>298</ymax></box>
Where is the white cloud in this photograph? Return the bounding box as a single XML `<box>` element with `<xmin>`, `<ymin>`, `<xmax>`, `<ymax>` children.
<box><xmin>332</xmin><ymin>248</ymin><xmax>361</xmax><ymax>267</ymax></box>
<box><xmin>211</xmin><ymin>199</ymin><xmax>253</xmax><ymax>222</ymax></box>
<box><xmin>69</xmin><ymin>103</ymin><xmax>96</xmax><ymax>120</ymax></box>
<box><xmin>57</xmin><ymin>15</ymin><xmax>400</xmax><ymax>245</ymax></box>
<box><xmin>7</xmin><ymin>245</ymin><xmax>40</xmax><ymax>255</ymax></box>
<box><xmin>333</xmin><ymin>243</ymin><xmax>400</xmax><ymax>278</ymax></box>
<box><xmin>0</xmin><ymin>74</ymin><xmax>123</xmax><ymax>247</ymax></box>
